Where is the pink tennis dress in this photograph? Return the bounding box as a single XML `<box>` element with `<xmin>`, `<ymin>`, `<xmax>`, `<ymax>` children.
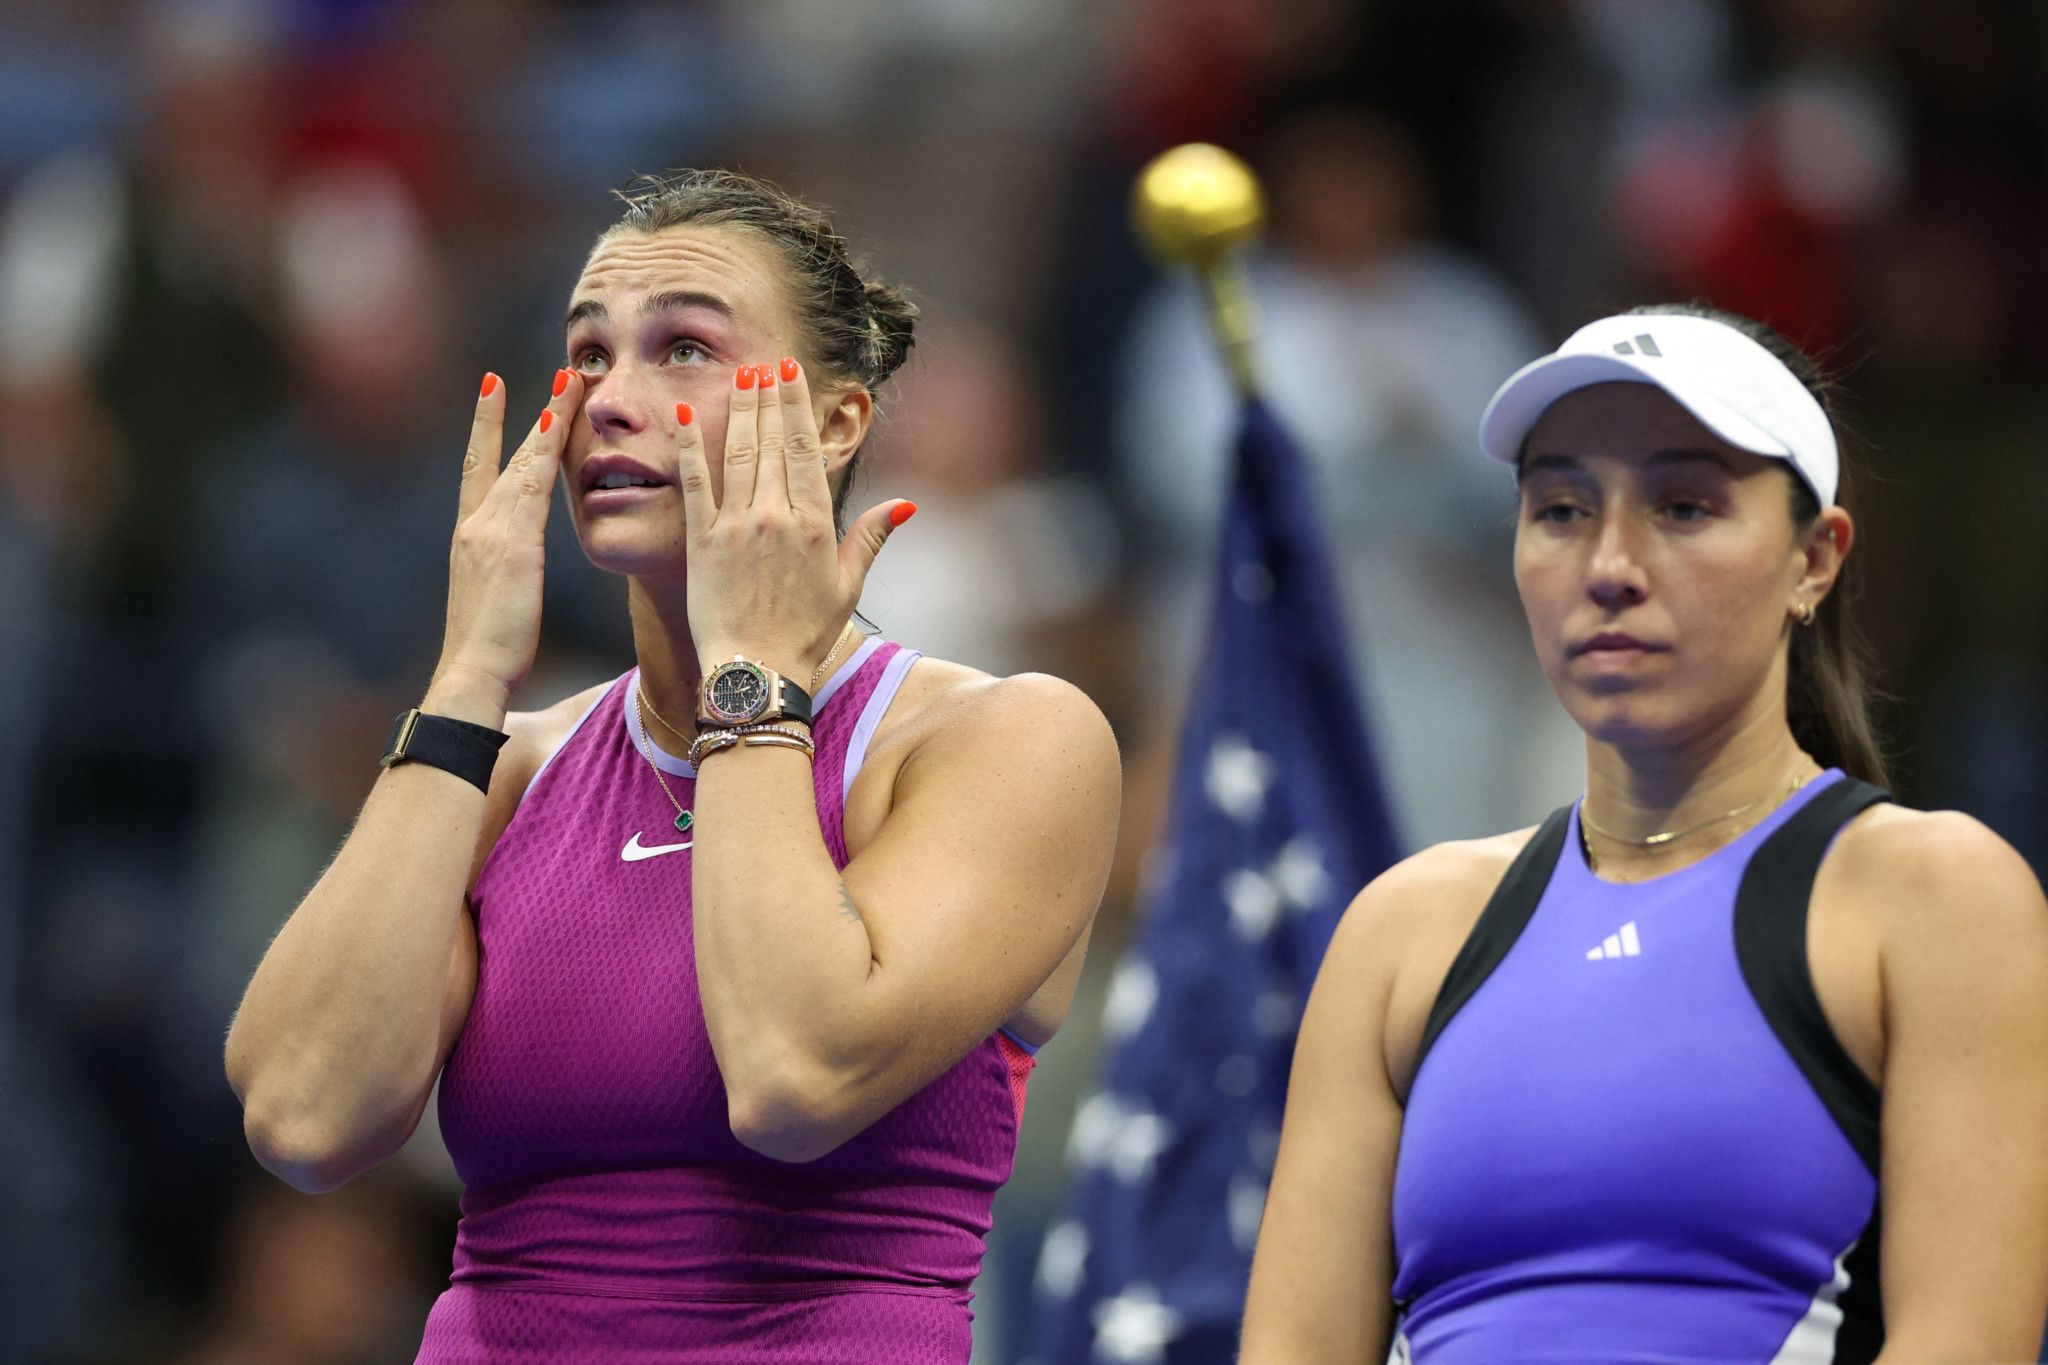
<box><xmin>415</xmin><ymin>639</ymin><xmax>1036</xmax><ymax>1363</ymax></box>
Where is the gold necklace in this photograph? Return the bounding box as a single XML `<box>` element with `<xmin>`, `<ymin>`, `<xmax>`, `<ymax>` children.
<box><xmin>1581</xmin><ymin>766</ymin><xmax>1810</xmax><ymax>851</ymax></box>
<box><xmin>810</xmin><ymin>621</ymin><xmax>856</xmax><ymax>692</ymax></box>
<box><xmin>636</xmin><ymin>678</ymin><xmax>692</xmax><ymax>749</ymax></box>
<box><xmin>631</xmin><ymin>688</ymin><xmax>694</xmax><ymax>835</ymax></box>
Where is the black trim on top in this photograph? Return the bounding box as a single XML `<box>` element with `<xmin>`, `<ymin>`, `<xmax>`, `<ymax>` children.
<box><xmin>1831</xmin><ymin>1207</ymin><xmax>1885</xmax><ymax>1365</ymax></box>
<box><xmin>1411</xmin><ymin>805</ymin><xmax>1575</xmax><ymax>1082</ymax></box>
<box><xmin>1732</xmin><ymin>775</ymin><xmax>1890</xmax><ymax>1177</ymax></box>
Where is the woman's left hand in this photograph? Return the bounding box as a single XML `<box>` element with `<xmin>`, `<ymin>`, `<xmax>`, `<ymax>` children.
<box><xmin>676</xmin><ymin>358</ymin><xmax>913</xmax><ymax>681</ymax></box>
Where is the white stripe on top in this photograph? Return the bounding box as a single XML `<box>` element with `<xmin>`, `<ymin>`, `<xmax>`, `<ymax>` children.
<box><xmin>842</xmin><ymin>647</ymin><xmax>922</xmax><ymax>805</ymax></box>
<box><xmin>1765</xmin><ymin>1238</ymin><xmax>1857</xmax><ymax>1364</ymax></box>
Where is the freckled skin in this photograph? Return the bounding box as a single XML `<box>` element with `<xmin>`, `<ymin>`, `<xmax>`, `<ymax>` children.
<box><xmin>561</xmin><ymin>227</ymin><xmax>819</xmax><ymax>578</ymax></box>
<box><xmin>1513</xmin><ymin>381</ymin><xmax>1847</xmax><ymax>754</ymax></box>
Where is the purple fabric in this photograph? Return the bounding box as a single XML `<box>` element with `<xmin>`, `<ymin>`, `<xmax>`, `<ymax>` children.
<box><xmin>1390</xmin><ymin>772</ymin><xmax>1878</xmax><ymax>1362</ymax></box>
<box><xmin>420</xmin><ymin>642</ymin><xmax>1019</xmax><ymax>1362</ymax></box>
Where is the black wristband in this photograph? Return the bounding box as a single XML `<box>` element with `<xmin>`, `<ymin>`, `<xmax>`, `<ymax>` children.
<box><xmin>380</xmin><ymin>709</ymin><xmax>510</xmax><ymax>793</ymax></box>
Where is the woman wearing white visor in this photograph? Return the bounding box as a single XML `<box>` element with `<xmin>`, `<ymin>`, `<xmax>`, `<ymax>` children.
<box><xmin>1243</xmin><ymin>304</ymin><xmax>2048</xmax><ymax>1362</ymax></box>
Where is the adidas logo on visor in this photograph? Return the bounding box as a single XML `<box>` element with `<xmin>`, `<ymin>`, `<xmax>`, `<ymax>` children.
<box><xmin>1611</xmin><ymin>334</ymin><xmax>1662</xmax><ymax>357</ymax></box>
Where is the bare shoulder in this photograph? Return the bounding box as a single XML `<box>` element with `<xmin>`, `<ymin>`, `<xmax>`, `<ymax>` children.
<box><xmin>878</xmin><ymin>655</ymin><xmax>1118</xmax><ymax>775</ymax></box>
<box><xmin>1331</xmin><ymin>827</ymin><xmax>1542</xmax><ymax>963</ymax></box>
<box><xmin>842</xmin><ymin>654</ymin><xmax>1118</xmax><ymax>858</ymax></box>
<box><xmin>1385</xmin><ymin>827</ymin><xmax>1540</xmax><ymax>901</ymax></box>
<box><xmin>497</xmin><ymin>679</ymin><xmax>614</xmax><ymax>791</ymax></box>
<box><xmin>1828</xmin><ymin>803</ymin><xmax>2048</xmax><ymax>940</ymax></box>
<box><xmin>1327</xmin><ymin>826</ymin><xmax>1547</xmax><ymax>1098</ymax></box>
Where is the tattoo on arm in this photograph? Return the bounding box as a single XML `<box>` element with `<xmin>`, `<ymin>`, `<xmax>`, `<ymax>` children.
<box><xmin>836</xmin><ymin>882</ymin><xmax>863</xmax><ymax>924</ymax></box>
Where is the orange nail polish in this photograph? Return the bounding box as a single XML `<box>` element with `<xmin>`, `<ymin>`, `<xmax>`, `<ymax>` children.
<box><xmin>676</xmin><ymin>402</ymin><xmax>694</xmax><ymax>426</ymax></box>
<box><xmin>480</xmin><ymin>372</ymin><xmax>500</xmax><ymax>398</ymax></box>
<box><xmin>539</xmin><ymin>410</ymin><xmax>554</xmax><ymax>433</ymax></box>
<box><xmin>552</xmin><ymin>369</ymin><xmax>570</xmax><ymax>398</ymax></box>
<box><xmin>736</xmin><ymin>366</ymin><xmax>756</xmax><ymax>390</ymax></box>
<box><xmin>779</xmin><ymin>356</ymin><xmax>799</xmax><ymax>383</ymax></box>
<box><xmin>759</xmin><ymin>365</ymin><xmax>776</xmax><ymax>388</ymax></box>
<box><xmin>889</xmin><ymin>501</ymin><xmax>918</xmax><ymax>527</ymax></box>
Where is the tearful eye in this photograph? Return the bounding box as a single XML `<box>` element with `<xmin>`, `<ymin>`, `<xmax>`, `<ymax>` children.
<box><xmin>668</xmin><ymin>339</ymin><xmax>705</xmax><ymax>365</ymax></box>
<box><xmin>571</xmin><ymin>348</ymin><xmax>609</xmax><ymax>375</ymax></box>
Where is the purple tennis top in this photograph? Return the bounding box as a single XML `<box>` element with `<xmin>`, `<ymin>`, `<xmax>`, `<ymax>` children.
<box><xmin>415</xmin><ymin>638</ymin><xmax>1036</xmax><ymax>1363</ymax></box>
<box><xmin>1390</xmin><ymin>771</ymin><xmax>1890</xmax><ymax>1363</ymax></box>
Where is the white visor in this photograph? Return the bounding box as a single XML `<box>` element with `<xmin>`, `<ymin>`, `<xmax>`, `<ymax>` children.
<box><xmin>1477</xmin><ymin>313</ymin><xmax>1838</xmax><ymax>507</ymax></box>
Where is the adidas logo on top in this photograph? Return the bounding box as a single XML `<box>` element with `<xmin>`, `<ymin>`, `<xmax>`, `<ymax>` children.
<box><xmin>1587</xmin><ymin>921</ymin><xmax>1643</xmax><ymax>960</ymax></box>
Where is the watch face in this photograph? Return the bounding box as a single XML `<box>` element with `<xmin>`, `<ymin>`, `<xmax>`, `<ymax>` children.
<box><xmin>706</xmin><ymin>662</ymin><xmax>770</xmax><ymax>723</ymax></box>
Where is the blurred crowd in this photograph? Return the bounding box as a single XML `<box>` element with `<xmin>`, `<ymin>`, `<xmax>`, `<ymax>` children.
<box><xmin>0</xmin><ymin>1</ymin><xmax>2041</xmax><ymax>1361</ymax></box>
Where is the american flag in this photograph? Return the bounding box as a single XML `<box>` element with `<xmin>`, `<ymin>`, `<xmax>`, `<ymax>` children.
<box><xmin>1028</xmin><ymin>399</ymin><xmax>1402</xmax><ymax>1363</ymax></box>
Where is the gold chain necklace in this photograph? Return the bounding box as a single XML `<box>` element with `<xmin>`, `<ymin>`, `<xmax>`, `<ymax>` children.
<box><xmin>635</xmin><ymin>680</ymin><xmax>692</xmax><ymax>749</ymax></box>
<box><xmin>631</xmin><ymin>689</ymin><xmax>694</xmax><ymax>835</ymax></box>
<box><xmin>808</xmin><ymin>621</ymin><xmax>857</xmax><ymax>693</ymax></box>
<box><xmin>1581</xmin><ymin>766</ymin><xmax>1810</xmax><ymax>851</ymax></box>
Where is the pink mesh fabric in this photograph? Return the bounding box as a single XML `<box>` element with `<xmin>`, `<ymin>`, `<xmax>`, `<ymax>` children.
<box><xmin>997</xmin><ymin>1034</ymin><xmax>1036</xmax><ymax>1127</ymax></box>
<box><xmin>420</xmin><ymin>643</ymin><xmax>1019</xmax><ymax>1362</ymax></box>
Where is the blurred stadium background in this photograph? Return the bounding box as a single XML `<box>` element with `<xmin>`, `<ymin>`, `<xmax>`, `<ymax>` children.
<box><xmin>0</xmin><ymin>0</ymin><xmax>2042</xmax><ymax>1360</ymax></box>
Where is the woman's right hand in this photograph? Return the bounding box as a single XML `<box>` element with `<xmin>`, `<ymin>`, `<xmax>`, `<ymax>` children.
<box><xmin>428</xmin><ymin>369</ymin><xmax>585</xmax><ymax>720</ymax></box>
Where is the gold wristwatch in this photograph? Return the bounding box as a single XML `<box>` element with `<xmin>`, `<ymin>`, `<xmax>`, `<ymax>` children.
<box><xmin>697</xmin><ymin>657</ymin><xmax>815</xmax><ymax>729</ymax></box>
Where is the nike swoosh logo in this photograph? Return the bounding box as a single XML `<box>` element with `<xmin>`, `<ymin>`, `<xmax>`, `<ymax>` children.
<box><xmin>621</xmin><ymin>832</ymin><xmax>692</xmax><ymax>861</ymax></box>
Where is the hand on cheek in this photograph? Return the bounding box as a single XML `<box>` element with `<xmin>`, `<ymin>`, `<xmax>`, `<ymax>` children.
<box><xmin>669</xmin><ymin>358</ymin><xmax>910</xmax><ymax>677</ymax></box>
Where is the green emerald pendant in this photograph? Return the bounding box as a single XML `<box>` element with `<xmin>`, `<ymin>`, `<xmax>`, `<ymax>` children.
<box><xmin>674</xmin><ymin>810</ymin><xmax>694</xmax><ymax>834</ymax></box>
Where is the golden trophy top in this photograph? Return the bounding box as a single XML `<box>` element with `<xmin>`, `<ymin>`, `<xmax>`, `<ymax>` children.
<box><xmin>1130</xmin><ymin>143</ymin><xmax>1265</xmax><ymax>266</ymax></box>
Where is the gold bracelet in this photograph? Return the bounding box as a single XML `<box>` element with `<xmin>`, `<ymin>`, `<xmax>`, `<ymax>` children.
<box><xmin>739</xmin><ymin>733</ymin><xmax>815</xmax><ymax>758</ymax></box>
<box><xmin>694</xmin><ymin>736</ymin><xmax>815</xmax><ymax>765</ymax></box>
<box><xmin>735</xmin><ymin>721</ymin><xmax>813</xmax><ymax>745</ymax></box>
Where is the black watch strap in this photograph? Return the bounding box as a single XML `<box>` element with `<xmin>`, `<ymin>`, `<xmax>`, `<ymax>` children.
<box><xmin>381</xmin><ymin>709</ymin><xmax>510</xmax><ymax>793</ymax></box>
<box><xmin>776</xmin><ymin>679</ymin><xmax>814</xmax><ymax>728</ymax></box>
